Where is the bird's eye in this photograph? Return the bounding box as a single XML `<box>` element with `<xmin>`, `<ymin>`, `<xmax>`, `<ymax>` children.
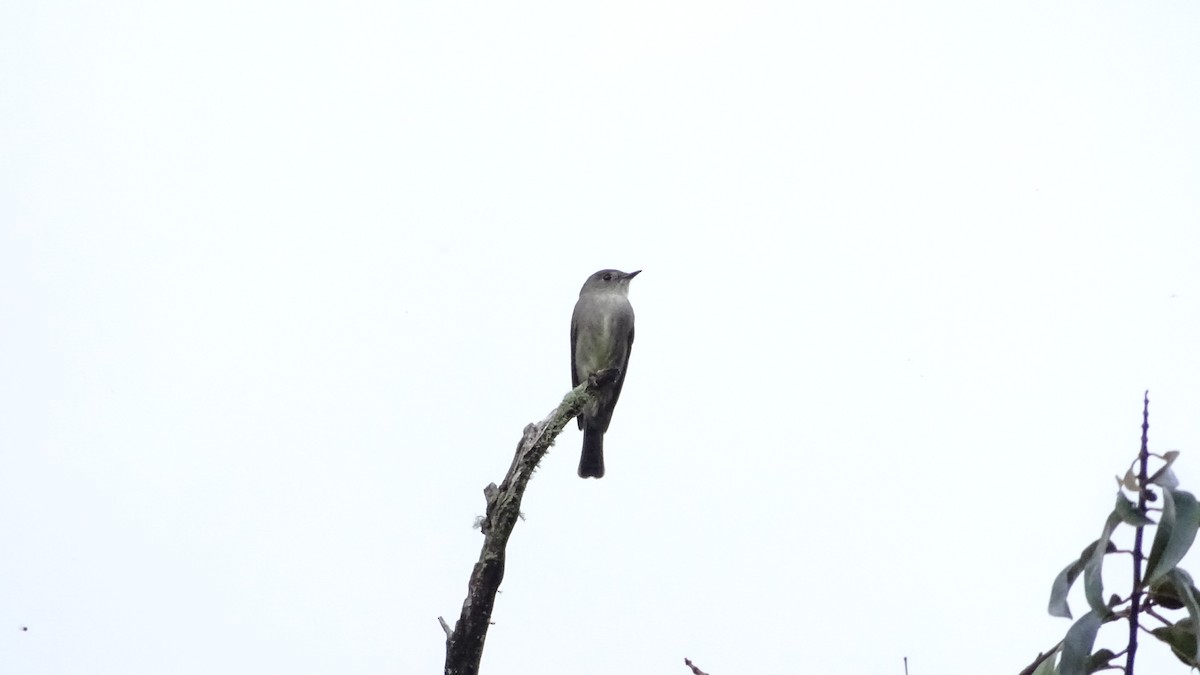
<box><xmin>602</xmin><ymin>273</ymin><xmax>613</xmax><ymax>281</ymax></box>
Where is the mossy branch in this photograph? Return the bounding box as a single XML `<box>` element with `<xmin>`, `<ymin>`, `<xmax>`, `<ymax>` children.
<box><xmin>439</xmin><ymin>369</ymin><xmax>620</xmax><ymax>675</ymax></box>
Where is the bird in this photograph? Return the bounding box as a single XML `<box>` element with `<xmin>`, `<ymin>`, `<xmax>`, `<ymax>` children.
<box><xmin>570</xmin><ymin>269</ymin><xmax>639</xmax><ymax>478</ymax></box>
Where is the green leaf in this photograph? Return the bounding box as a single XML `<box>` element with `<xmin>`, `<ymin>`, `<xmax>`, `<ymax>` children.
<box><xmin>1049</xmin><ymin>539</ymin><xmax>1115</xmax><ymax>619</ymax></box>
<box><xmin>1030</xmin><ymin>648</ymin><xmax>1059</xmax><ymax>675</ymax></box>
<box><xmin>1083</xmin><ymin>512</ymin><xmax>1122</xmax><ymax>617</ymax></box>
<box><xmin>1167</xmin><ymin>568</ymin><xmax>1200</xmax><ymax>663</ymax></box>
<box><xmin>1049</xmin><ymin>560</ymin><xmax>1084</xmax><ymax>619</ymax></box>
<box><xmin>1153</xmin><ymin>618</ymin><xmax>1200</xmax><ymax>668</ymax></box>
<box><xmin>1147</xmin><ymin>488</ymin><xmax>1179</xmax><ymax>582</ymax></box>
<box><xmin>1084</xmin><ymin>648</ymin><xmax>1116</xmax><ymax>673</ymax></box>
<box><xmin>1146</xmin><ymin>490</ymin><xmax>1200</xmax><ymax>586</ymax></box>
<box><xmin>1149</xmin><ymin>451</ymin><xmax>1181</xmax><ymax>487</ymax></box>
<box><xmin>1150</xmin><ymin>467</ymin><xmax>1181</xmax><ymax>489</ymax></box>
<box><xmin>1114</xmin><ymin>491</ymin><xmax>1155</xmax><ymax>527</ymax></box>
<box><xmin>1148</xmin><ymin>572</ymin><xmax>1200</xmax><ymax>610</ymax></box>
<box><xmin>1059</xmin><ymin>610</ymin><xmax>1104</xmax><ymax>675</ymax></box>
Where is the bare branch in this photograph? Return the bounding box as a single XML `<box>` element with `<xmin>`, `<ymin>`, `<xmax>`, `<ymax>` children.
<box><xmin>442</xmin><ymin>373</ymin><xmax>620</xmax><ymax>675</ymax></box>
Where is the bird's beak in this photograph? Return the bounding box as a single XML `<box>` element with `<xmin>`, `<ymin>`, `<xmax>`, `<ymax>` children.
<box><xmin>625</xmin><ymin>270</ymin><xmax>642</xmax><ymax>280</ymax></box>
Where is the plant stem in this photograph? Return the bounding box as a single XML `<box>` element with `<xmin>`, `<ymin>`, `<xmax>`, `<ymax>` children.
<box><xmin>1126</xmin><ymin>391</ymin><xmax>1151</xmax><ymax>674</ymax></box>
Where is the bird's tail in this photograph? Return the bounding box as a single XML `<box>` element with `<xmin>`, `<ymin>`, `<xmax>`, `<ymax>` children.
<box><xmin>578</xmin><ymin>429</ymin><xmax>605</xmax><ymax>479</ymax></box>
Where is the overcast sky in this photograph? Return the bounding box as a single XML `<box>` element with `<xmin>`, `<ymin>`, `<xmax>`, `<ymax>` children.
<box><xmin>2</xmin><ymin>2</ymin><xmax>1199</xmax><ymax>674</ymax></box>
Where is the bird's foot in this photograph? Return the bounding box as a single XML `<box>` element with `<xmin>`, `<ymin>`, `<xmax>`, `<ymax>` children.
<box><xmin>589</xmin><ymin>368</ymin><xmax>620</xmax><ymax>388</ymax></box>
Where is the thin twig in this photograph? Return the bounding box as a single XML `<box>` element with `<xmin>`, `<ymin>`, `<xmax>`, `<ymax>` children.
<box><xmin>684</xmin><ymin>657</ymin><xmax>710</xmax><ymax>675</ymax></box>
<box><xmin>1143</xmin><ymin>605</ymin><xmax>1173</xmax><ymax>627</ymax></box>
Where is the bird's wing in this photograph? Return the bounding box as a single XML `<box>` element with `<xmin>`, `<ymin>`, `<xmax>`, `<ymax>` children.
<box><xmin>570</xmin><ymin>306</ymin><xmax>580</xmax><ymax>389</ymax></box>
<box><xmin>606</xmin><ymin>324</ymin><xmax>634</xmax><ymax>417</ymax></box>
<box><xmin>571</xmin><ymin>303</ymin><xmax>584</xmax><ymax>429</ymax></box>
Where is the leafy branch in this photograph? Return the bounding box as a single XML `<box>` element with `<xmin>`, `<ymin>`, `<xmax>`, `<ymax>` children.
<box><xmin>1024</xmin><ymin>393</ymin><xmax>1200</xmax><ymax>675</ymax></box>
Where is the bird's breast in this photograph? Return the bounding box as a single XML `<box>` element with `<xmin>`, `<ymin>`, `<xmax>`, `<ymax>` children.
<box><xmin>573</xmin><ymin>296</ymin><xmax>633</xmax><ymax>375</ymax></box>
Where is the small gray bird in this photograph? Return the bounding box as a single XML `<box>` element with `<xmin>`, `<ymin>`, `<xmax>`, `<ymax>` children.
<box><xmin>571</xmin><ymin>269</ymin><xmax>639</xmax><ymax>479</ymax></box>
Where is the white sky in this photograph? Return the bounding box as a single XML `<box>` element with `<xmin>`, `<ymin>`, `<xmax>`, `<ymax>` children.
<box><xmin>2</xmin><ymin>1</ymin><xmax>1199</xmax><ymax>674</ymax></box>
